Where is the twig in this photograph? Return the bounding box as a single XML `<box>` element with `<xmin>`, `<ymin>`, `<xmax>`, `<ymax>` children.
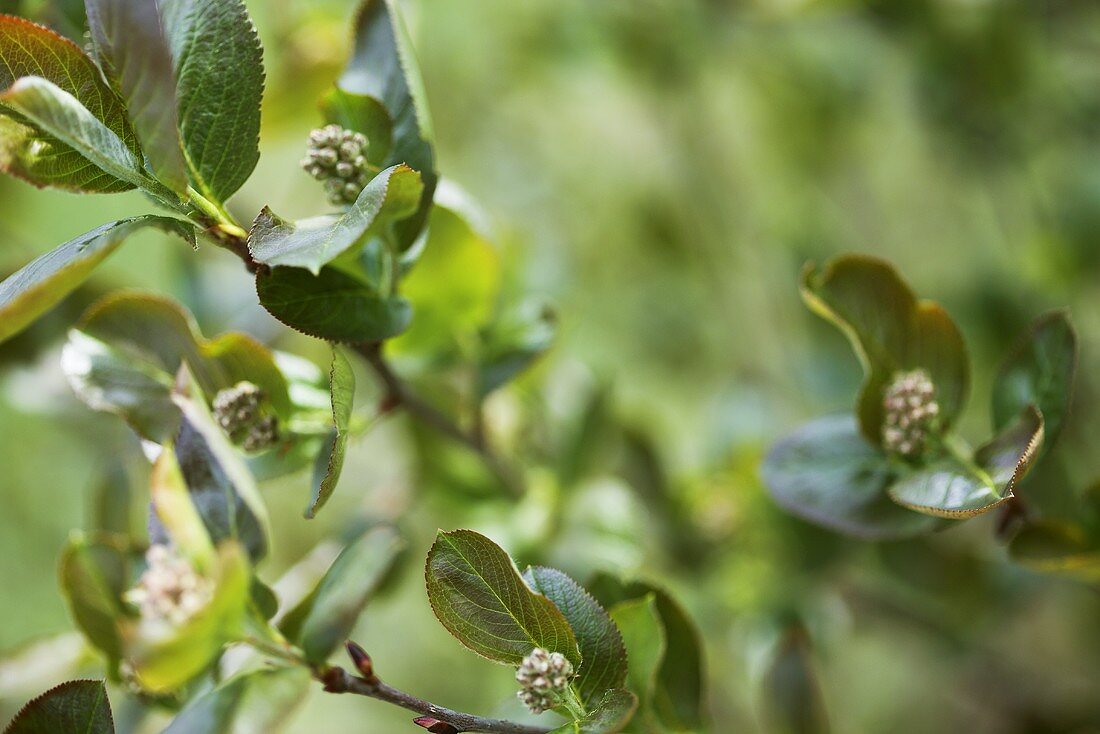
<box><xmin>354</xmin><ymin>342</ymin><xmax>526</xmax><ymax>498</ymax></box>
<box><xmin>320</xmin><ymin>643</ymin><xmax>552</xmax><ymax>734</ymax></box>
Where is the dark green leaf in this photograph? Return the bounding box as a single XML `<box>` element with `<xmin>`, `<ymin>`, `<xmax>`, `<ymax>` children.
<box><xmin>162</xmin><ymin>666</ymin><xmax>310</xmax><ymax>734</ymax></box>
<box><xmin>425</xmin><ymin>529</ymin><xmax>580</xmax><ymax>666</ymax></box>
<box><xmin>762</xmin><ymin>415</ymin><xmax>938</xmax><ymax>539</ymax></box>
<box><xmin>1008</xmin><ymin>519</ymin><xmax>1100</xmax><ymax>583</ymax></box>
<box><xmin>992</xmin><ymin>311</ymin><xmax>1077</xmax><ymax>452</ymax></box>
<box><xmin>279</xmin><ymin>525</ymin><xmax>404</xmax><ymax>664</ymax></box>
<box><xmin>0</xmin><ymin>13</ymin><xmax>139</xmax><ymax>192</ymax></box>
<box><xmin>256</xmin><ymin>265</ymin><xmax>412</xmax><ymax>343</ymax></box>
<box><xmin>584</xmin><ymin>575</ymin><xmax>703</xmax><ymax>732</ymax></box>
<box><xmin>888</xmin><ymin>406</ymin><xmax>1044</xmax><ymax>518</ymax></box>
<box><xmin>4</xmin><ymin>680</ymin><xmax>114</xmax><ymax>734</ymax></box>
<box><xmin>523</xmin><ymin>566</ymin><xmax>627</xmax><ymax>708</ymax></box>
<box><xmin>0</xmin><ymin>216</ymin><xmax>194</xmax><ymax>345</ymax></box>
<box><xmin>340</xmin><ymin>0</ymin><xmax>437</xmax><ymax>249</ymax></box>
<box><xmin>801</xmin><ymin>255</ymin><xmax>969</xmax><ymax>445</ymax></box>
<box><xmin>58</xmin><ymin>535</ymin><xmax>129</xmax><ymax>669</ymax></box>
<box><xmin>86</xmin><ymin>0</ymin><xmax>188</xmax><ymax>192</ymax></box>
<box><xmin>547</xmin><ymin>689</ymin><xmax>638</xmax><ymax>734</ymax></box>
<box><xmin>306</xmin><ymin>347</ymin><xmax>355</xmax><ymax>518</ymax></box>
<box><xmin>249</xmin><ymin>164</ymin><xmax>422</xmax><ymax>272</ymax></box>
<box><xmin>160</xmin><ymin>0</ymin><xmax>263</xmax><ymax>203</ymax></box>
<box><xmin>320</xmin><ymin>87</ymin><xmax>392</xmax><ymax>167</ymax></box>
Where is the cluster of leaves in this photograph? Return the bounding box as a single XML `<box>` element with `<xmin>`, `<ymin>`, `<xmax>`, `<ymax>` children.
<box><xmin>763</xmin><ymin>254</ymin><xmax>1077</xmax><ymax>540</ymax></box>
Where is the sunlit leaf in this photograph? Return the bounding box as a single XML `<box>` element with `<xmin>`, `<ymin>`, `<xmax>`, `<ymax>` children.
<box><xmin>0</xmin><ymin>217</ymin><xmax>194</xmax><ymax>345</ymax></box>
<box><xmin>888</xmin><ymin>406</ymin><xmax>1044</xmax><ymax>518</ymax></box>
<box><xmin>425</xmin><ymin>529</ymin><xmax>580</xmax><ymax>666</ymax></box>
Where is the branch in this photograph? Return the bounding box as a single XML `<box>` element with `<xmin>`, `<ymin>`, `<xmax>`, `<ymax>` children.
<box><xmin>354</xmin><ymin>342</ymin><xmax>526</xmax><ymax>498</ymax></box>
<box><xmin>320</xmin><ymin>643</ymin><xmax>552</xmax><ymax>734</ymax></box>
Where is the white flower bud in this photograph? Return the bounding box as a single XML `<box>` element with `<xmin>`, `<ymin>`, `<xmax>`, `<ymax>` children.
<box><xmin>301</xmin><ymin>124</ymin><xmax>375</xmax><ymax>205</ymax></box>
<box><xmin>124</xmin><ymin>544</ymin><xmax>213</xmax><ymax>626</ymax></box>
<box><xmin>516</xmin><ymin>648</ymin><xmax>574</xmax><ymax>715</ymax></box>
<box><xmin>881</xmin><ymin>369</ymin><xmax>940</xmax><ymax>458</ymax></box>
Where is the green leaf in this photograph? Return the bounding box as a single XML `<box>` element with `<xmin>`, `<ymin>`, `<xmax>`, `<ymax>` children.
<box><xmin>340</xmin><ymin>0</ymin><xmax>437</xmax><ymax>249</ymax></box>
<box><xmin>306</xmin><ymin>347</ymin><xmax>355</xmax><ymax>518</ymax></box>
<box><xmin>390</xmin><ymin>203</ymin><xmax>501</xmax><ymax>357</ymax></box>
<box><xmin>86</xmin><ymin>0</ymin><xmax>188</xmax><ymax>192</ymax></box>
<box><xmin>608</xmin><ymin>595</ymin><xmax>665</xmax><ymax>726</ymax></box>
<box><xmin>762</xmin><ymin>415</ymin><xmax>938</xmax><ymax>539</ymax></box>
<box><xmin>4</xmin><ymin>680</ymin><xmax>114</xmax><ymax>734</ymax></box>
<box><xmin>1</xmin><ymin>76</ymin><xmax>147</xmax><ymax>188</ymax></box>
<box><xmin>58</xmin><ymin>535</ymin><xmax>129</xmax><ymax>671</ymax></box>
<box><xmin>477</xmin><ymin>302</ymin><xmax>557</xmax><ymax>397</ymax></box>
<box><xmin>256</xmin><ymin>265</ymin><xmax>412</xmax><ymax>343</ymax></box>
<box><xmin>888</xmin><ymin>406</ymin><xmax>1044</xmax><ymax>518</ymax></box>
<box><xmin>279</xmin><ymin>525</ymin><xmax>404</xmax><ymax>664</ymax></box>
<box><xmin>65</xmin><ymin>293</ymin><xmax>292</xmax><ymax>442</ymax></box>
<box><xmin>523</xmin><ymin>566</ymin><xmax>627</xmax><ymax>708</ymax></box>
<box><xmin>993</xmin><ymin>311</ymin><xmax>1077</xmax><ymax>453</ymax></box>
<box><xmin>425</xmin><ymin>529</ymin><xmax>580</xmax><ymax>666</ymax></box>
<box><xmin>0</xmin><ymin>13</ymin><xmax>139</xmax><ymax>192</ymax></box>
<box><xmin>123</xmin><ymin>542</ymin><xmax>251</xmax><ymax>693</ymax></box>
<box><xmin>760</xmin><ymin>627</ymin><xmax>830</xmax><ymax>734</ymax></box>
<box><xmin>149</xmin><ymin>444</ymin><xmax>216</xmax><ymax>570</ymax></box>
<box><xmin>162</xmin><ymin>666</ymin><xmax>310</xmax><ymax>734</ymax></box>
<box><xmin>320</xmin><ymin>88</ymin><xmax>392</xmax><ymax>168</ymax></box>
<box><xmin>0</xmin><ymin>216</ymin><xmax>194</xmax><ymax>345</ymax></box>
<box><xmin>547</xmin><ymin>689</ymin><xmax>638</xmax><ymax>734</ymax></box>
<box><xmin>249</xmin><ymin>164</ymin><xmax>422</xmax><ymax>273</ymax></box>
<box><xmin>801</xmin><ymin>255</ymin><xmax>969</xmax><ymax>446</ymax></box>
<box><xmin>160</xmin><ymin>0</ymin><xmax>263</xmax><ymax>203</ymax></box>
<box><xmin>584</xmin><ymin>576</ymin><xmax>704</xmax><ymax>732</ymax></box>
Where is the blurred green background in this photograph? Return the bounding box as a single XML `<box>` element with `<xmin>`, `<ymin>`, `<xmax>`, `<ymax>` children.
<box><xmin>2</xmin><ymin>0</ymin><xmax>1100</xmax><ymax>731</ymax></box>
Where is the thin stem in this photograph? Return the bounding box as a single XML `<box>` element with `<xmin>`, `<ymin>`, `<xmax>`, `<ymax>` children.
<box><xmin>322</xmin><ymin>667</ymin><xmax>552</xmax><ymax>734</ymax></box>
<box><xmin>354</xmin><ymin>341</ymin><xmax>526</xmax><ymax>498</ymax></box>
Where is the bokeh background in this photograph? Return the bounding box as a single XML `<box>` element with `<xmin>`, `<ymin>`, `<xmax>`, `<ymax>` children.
<box><xmin>2</xmin><ymin>0</ymin><xmax>1100</xmax><ymax>731</ymax></box>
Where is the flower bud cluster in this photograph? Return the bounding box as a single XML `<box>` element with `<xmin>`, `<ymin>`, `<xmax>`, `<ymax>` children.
<box><xmin>124</xmin><ymin>545</ymin><xmax>213</xmax><ymax>626</ymax></box>
<box><xmin>212</xmin><ymin>381</ymin><xmax>280</xmax><ymax>453</ymax></box>
<box><xmin>301</xmin><ymin>124</ymin><xmax>373</xmax><ymax>205</ymax></box>
<box><xmin>515</xmin><ymin>647</ymin><xmax>574</xmax><ymax>714</ymax></box>
<box><xmin>882</xmin><ymin>369</ymin><xmax>940</xmax><ymax>458</ymax></box>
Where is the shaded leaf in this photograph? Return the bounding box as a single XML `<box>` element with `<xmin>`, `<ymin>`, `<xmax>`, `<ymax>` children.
<box><xmin>523</xmin><ymin>566</ymin><xmax>627</xmax><ymax>708</ymax></box>
<box><xmin>162</xmin><ymin>666</ymin><xmax>310</xmax><ymax>734</ymax></box>
<box><xmin>340</xmin><ymin>0</ymin><xmax>437</xmax><ymax>249</ymax></box>
<box><xmin>306</xmin><ymin>347</ymin><xmax>355</xmax><ymax>518</ymax></box>
<box><xmin>760</xmin><ymin>627</ymin><xmax>830</xmax><ymax>734</ymax></box>
<box><xmin>0</xmin><ymin>13</ymin><xmax>139</xmax><ymax>192</ymax></box>
<box><xmin>86</xmin><ymin>0</ymin><xmax>188</xmax><ymax>192</ymax></box>
<box><xmin>888</xmin><ymin>406</ymin><xmax>1044</xmax><ymax>518</ymax></box>
<box><xmin>4</xmin><ymin>680</ymin><xmax>114</xmax><ymax>734</ymax></box>
<box><xmin>1008</xmin><ymin>520</ymin><xmax>1100</xmax><ymax>583</ymax></box>
<box><xmin>160</xmin><ymin>0</ymin><xmax>263</xmax><ymax>202</ymax></box>
<box><xmin>321</xmin><ymin>87</ymin><xmax>392</xmax><ymax>168</ymax></box>
<box><xmin>249</xmin><ymin>164</ymin><xmax>422</xmax><ymax>273</ymax></box>
<box><xmin>801</xmin><ymin>255</ymin><xmax>969</xmax><ymax>445</ymax></box>
<box><xmin>0</xmin><ymin>216</ymin><xmax>194</xmax><ymax>345</ymax></box>
<box><xmin>477</xmin><ymin>302</ymin><xmax>556</xmax><ymax>397</ymax></box>
<box><xmin>279</xmin><ymin>525</ymin><xmax>404</xmax><ymax>664</ymax></box>
<box><xmin>547</xmin><ymin>689</ymin><xmax>638</xmax><ymax>734</ymax></box>
<box><xmin>58</xmin><ymin>535</ymin><xmax>129</xmax><ymax>671</ymax></box>
<box><xmin>992</xmin><ymin>311</ymin><xmax>1077</xmax><ymax>452</ymax></box>
<box><xmin>425</xmin><ymin>529</ymin><xmax>579</xmax><ymax>666</ymax></box>
<box><xmin>608</xmin><ymin>595</ymin><xmax>665</xmax><ymax>727</ymax></box>
<box><xmin>256</xmin><ymin>265</ymin><xmax>412</xmax><ymax>343</ymax></box>
<box><xmin>762</xmin><ymin>415</ymin><xmax>937</xmax><ymax>539</ymax></box>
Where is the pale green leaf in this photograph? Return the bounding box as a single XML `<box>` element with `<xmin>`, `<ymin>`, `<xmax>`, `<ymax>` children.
<box><xmin>306</xmin><ymin>347</ymin><xmax>355</xmax><ymax>518</ymax></box>
<box><xmin>162</xmin><ymin>666</ymin><xmax>310</xmax><ymax>734</ymax></box>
